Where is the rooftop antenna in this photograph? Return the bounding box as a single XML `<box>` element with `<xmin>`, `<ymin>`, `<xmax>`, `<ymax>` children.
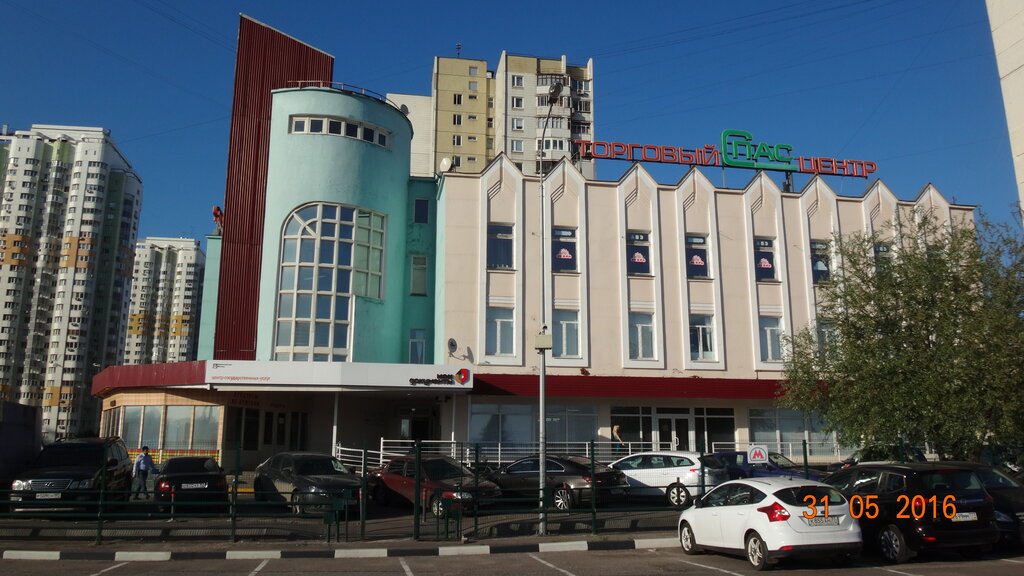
<box><xmin>456</xmin><ymin>43</ymin><xmax>462</xmax><ymax>58</ymax></box>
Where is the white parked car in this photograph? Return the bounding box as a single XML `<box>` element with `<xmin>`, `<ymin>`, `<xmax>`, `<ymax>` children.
<box><xmin>609</xmin><ymin>451</ymin><xmax>727</xmax><ymax>506</ymax></box>
<box><xmin>677</xmin><ymin>477</ymin><xmax>862</xmax><ymax>570</ymax></box>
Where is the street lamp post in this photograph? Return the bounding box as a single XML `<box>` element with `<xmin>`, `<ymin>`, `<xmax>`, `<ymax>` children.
<box><xmin>535</xmin><ymin>81</ymin><xmax>562</xmax><ymax>536</ymax></box>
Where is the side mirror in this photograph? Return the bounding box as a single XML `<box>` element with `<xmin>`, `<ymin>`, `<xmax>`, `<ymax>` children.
<box><xmin>692</xmin><ymin>497</ymin><xmax>703</xmax><ymax>509</ymax></box>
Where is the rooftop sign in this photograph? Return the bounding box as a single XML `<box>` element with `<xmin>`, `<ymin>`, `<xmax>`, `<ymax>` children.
<box><xmin>575</xmin><ymin>129</ymin><xmax>876</xmax><ymax>178</ymax></box>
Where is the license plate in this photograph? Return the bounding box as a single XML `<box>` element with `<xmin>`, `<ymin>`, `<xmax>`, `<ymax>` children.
<box><xmin>181</xmin><ymin>482</ymin><xmax>208</xmax><ymax>489</ymax></box>
<box><xmin>807</xmin><ymin>515</ymin><xmax>840</xmax><ymax>526</ymax></box>
<box><xmin>952</xmin><ymin>512</ymin><xmax>977</xmax><ymax>522</ymax></box>
<box><xmin>36</xmin><ymin>492</ymin><xmax>61</xmax><ymax>500</ymax></box>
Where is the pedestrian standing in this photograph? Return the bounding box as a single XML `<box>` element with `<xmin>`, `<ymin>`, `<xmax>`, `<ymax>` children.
<box><xmin>132</xmin><ymin>446</ymin><xmax>157</xmax><ymax>499</ymax></box>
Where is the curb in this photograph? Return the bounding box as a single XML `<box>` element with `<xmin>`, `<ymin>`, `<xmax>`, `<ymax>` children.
<box><xmin>2</xmin><ymin>537</ymin><xmax>680</xmax><ymax>561</ymax></box>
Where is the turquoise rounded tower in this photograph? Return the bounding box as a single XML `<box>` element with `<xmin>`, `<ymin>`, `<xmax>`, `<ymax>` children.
<box><xmin>257</xmin><ymin>86</ymin><xmax>415</xmax><ymax>363</ymax></box>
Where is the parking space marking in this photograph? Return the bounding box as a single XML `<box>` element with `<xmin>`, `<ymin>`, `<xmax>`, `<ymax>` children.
<box><xmin>677</xmin><ymin>559</ymin><xmax>745</xmax><ymax>576</ymax></box>
<box><xmin>529</xmin><ymin>553</ymin><xmax>578</xmax><ymax>576</ymax></box>
<box><xmin>247</xmin><ymin>559</ymin><xmax>269</xmax><ymax>576</ymax></box>
<box><xmin>88</xmin><ymin>562</ymin><xmax>128</xmax><ymax>576</ymax></box>
<box><xmin>874</xmin><ymin>567</ymin><xmax>921</xmax><ymax>576</ymax></box>
<box><xmin>399</xmin><ymin>557</ymin><xmax>414</xmax><ymax>576</ymax></box>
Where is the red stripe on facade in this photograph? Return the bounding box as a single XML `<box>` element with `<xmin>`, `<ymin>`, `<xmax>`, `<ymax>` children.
<box><xmin>92</xmin><ymin>361</ymin><xmax>207</xmax><ymax>397</ymax></box>
<box><xmin>214</xmin><ymin>16</ymin><xmax>334</xmax><ymax>360</ymax></box>
<box><xmin>472</xmin><ymin>373</ymin><xmax>782</xmax><ymax>399</ymax></box>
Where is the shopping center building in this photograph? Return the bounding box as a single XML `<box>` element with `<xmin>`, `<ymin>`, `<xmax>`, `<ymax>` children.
<box><xmin>91</xmin><ymin>16</ymin><xmax>974</xmax><ymax>468</ymax></box>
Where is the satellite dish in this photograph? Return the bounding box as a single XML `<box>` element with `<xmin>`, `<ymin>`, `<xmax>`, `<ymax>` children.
<box><xmin>448</xmin><ymin>338</ymin><xmax>458</xmax><ymax>354</ymax></box>
<box><xmin>547</xmin><ymin>82</ymin><xmax>563</xmax><ymax>104</ymax></box>
<box><xmin>400</xmin><ymin>104</ymin><xmax>409</xmax><ymax>115</ymax></box>
<box><xmin>439</xmin><ymin>157</ymin><xmax>452</xmax><ymax>172</ymax></box>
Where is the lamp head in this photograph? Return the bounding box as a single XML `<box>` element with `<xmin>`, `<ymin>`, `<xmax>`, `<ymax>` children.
<box><xmin>547</xmin><ymin>82</ymin><xmax>563</xmax><ymax>105</ymax></box>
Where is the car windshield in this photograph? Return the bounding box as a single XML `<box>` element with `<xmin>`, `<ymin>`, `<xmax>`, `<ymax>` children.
<box><xmin>769</xmin><ymin>453</ymin><xmax>799</xmax><ymax>468</ymax></box>
<box><xmin>919</xmin><ymin>469</ymin><xmax>983</xmax><ymax>491</ymax></box>
<box><xmin>163</xmin><ymin>458</ymin><xmax>220</xmax><ymax>474</ymax></box>
<box><xmin>972</xmin><ymin>467</ymin><xmax>1022</xmax><ymax>490</ymax></box>
<box><xmin>296</xmin><ymin>457</ymin><xmax>350</xmax><ymax>476</ymax></box>
<box><xmin>423</xmin><ymin>458</ymin><xmax>472</xmax><ymax>480</ymax></box>
<box><xmin>774</xmin><ymin>485</ymin><xmax>845</xmax><ymax>506</ymax></box>
<box><xmin>34</xmin><ymin>444</ymin><xmax>105</xmax><ymax>467</ymax></box>
<box><xmin>699</xmin><ymin>455</ymin><xmax>725</xmax><ymax>469</ymax></box>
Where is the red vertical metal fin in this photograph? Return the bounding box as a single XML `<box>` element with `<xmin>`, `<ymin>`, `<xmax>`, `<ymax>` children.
<box><xmin>214</xmin><ymin>16</ymin><xmax>333</xmax><ymax>360</ymax></box>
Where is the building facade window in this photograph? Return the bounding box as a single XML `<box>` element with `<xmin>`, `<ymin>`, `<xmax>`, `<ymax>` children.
<box><xmin>552</xmin><ymin>309</ymin><xmax>579</xmax><ymax>358</ymax></box>
<box><xmin>413</xmin><ymin>198</ymin><xmax>429</xmax><ymax>224</ymax></box>
<box><xmin>453</xmin><ymin>94</ymin><xmax>462</xmax><ymax>105</ymax></box>
<box><xmin>628</xmin><ymin>312</ymin><xmax>655</xmax><ymax>360</ymax></box>
<box><xmin>410</xmin><ymin>255</ymin><xmax>427</xmax><ymax>295</ymax></box>
<box><xmin>811</xmin><ymin>241</ymin><xmax>830</xmax><ymax>283</ymax></box>
<box><xmin>754</xmin><ymin>238</ymin><xmax>776</xmax><ymax>281</ymax></box>
<box><xmin>511</xmin><ymin>74</ymin><xmax>524</xmax><ymax>87</ymax></box>
<box><xmin>452</xmin><ymin>135</ymin><xmax>462</xmax><ymax>146</ymax></box>
<box><xmin>626</xmin><ymin>232</ymin><xmax>651</xmax><ymax>275</ymax></box>
<box><xmin>689</xmin><ymin>314</ymin><xmax>714</xmax><ymax>361</ymax></box>
<box><xmin>510</xmin><ymin>140</ymin><xmax>523</xmax><ymax>153</ymax></box>
<box><xmin>551</xmin><ymin>227</ymin><xmax>577</xmax><ymax>272</ymax></box>
<box><xmin>409</xmin><ymin>328</ymin><xmax>427</xmax><ymax>364</ymax></box>
<box><xmin>759</xmin><ymin>316</ymin><xmax>783</xmax><ymax>362</ymax></box>
<box><xmin>511</xmin><ymin>97</ymin><xmax>524</xmax><ymax>109</ymax></box>
<box><xmin>485</xmin><ymin>307</ymin><xmax>514</xmax><ymax>356</ymax></box>
<box><xmin>274</xmin><ymin>203</ymin><xmax>385</xmax><ymax>362</ymax></box>
<box><xmin>511</xmin><ymin>118</ymin><xmax>524</xmax><ymax>131</ymax></box>
<box><xmin>486</xmin><ymin>224</ymin><xmax>514</xmax><ymax>269</ymax></box>
<box><xmin>453</xmin><ymin>114</ymin><xmax>462</xmax><ymax>126</ymax></box>
<box><xmin>685</xmin><ymin>235</ymin><xmax>709</xmax><ymax>278</ymax></box>
<box><xmin>289</xmin><ymin>115</ymin><xmax>389</xmax><ymax>149</ymax></box>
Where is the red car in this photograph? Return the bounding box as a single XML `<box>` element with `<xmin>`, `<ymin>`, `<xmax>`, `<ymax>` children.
<box><xmin>369</xmin><ymin>454</ymin><xmax>500</xmax><ymax>516</ymax></box>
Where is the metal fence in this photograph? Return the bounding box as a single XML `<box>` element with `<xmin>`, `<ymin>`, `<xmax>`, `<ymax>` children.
<box><xmin>2</xmin><ymin>439</ymin><xmax>845</xmax><ymax>544</ymax></box>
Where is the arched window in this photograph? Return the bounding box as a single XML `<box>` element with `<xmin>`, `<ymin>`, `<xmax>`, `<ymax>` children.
<box><xmin>274</xmin><ymin>203</ymin><xmax>386</xmax><ymax>362</ymax></box>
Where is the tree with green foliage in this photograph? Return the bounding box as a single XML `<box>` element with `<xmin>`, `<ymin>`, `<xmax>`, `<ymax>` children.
<box><xmin>779</xmin><ymin>213</ymin><xmax>1024</xmax><ymax>461</ymax></box>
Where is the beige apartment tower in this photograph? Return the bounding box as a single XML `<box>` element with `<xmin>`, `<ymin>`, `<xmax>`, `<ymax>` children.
<box><xmin>394</xmin><ymin>51</ymin><xmax>595</xmax><ymax>179</ymax></box>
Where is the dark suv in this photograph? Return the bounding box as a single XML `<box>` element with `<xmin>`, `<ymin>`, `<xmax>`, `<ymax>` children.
<box><xmin>9</xmin><ymin>437</ymin><xmax>132</xmax><ymax>512</ymax></box>
<box><xmin>823</xmin><ymin>462</ymin><xmax>999</xmax><ymax>563</ymax></box>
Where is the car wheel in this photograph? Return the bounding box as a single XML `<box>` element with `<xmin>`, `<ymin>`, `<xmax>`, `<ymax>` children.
<box><xmin>552</xmin><ymin>486</ymin><xmax>574</xmax><ymax>511</ymax></box>
<box><xmin>667</xmin><ymin>484</ymin><xmax>691</xmax><ymax>507</ymax></box>
<box><xmin>290</xmin><ymin>491</ymin><xmax>306</xmax><ymax>515</ymax></box>
<box><xmin>746</xmin><ymin>531</ymin><xmax>773</xmax><ymax>571</ymax></box>
<box><xmin>679</xmin><ymin>521</ymin><xmax>700</xmax><ymax>555</ymax></box>
<box><xmin>372</xmin><ymin>483</ymin><xmax>391</xmax><ymax>506</ymax></box>
<box><xmin>429</xmin><ymin>495</ymin><xmax>447</xmax><ymax>517</ymax></box>
<box><xmin>879</xmin><ymin>524</ymin><xmax>911</xmax><ymax>564</ymax></box>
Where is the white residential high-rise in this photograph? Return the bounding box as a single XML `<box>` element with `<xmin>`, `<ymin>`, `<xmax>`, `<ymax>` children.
<box><xmin>0</xmin><ymin>124</ymin><xmax>142</xmax><ymax>442</ymax></box>
<box><xmin>124</xmin><ymin>238</ymin><xmax>204</xmax><ymax>366</ymax></box>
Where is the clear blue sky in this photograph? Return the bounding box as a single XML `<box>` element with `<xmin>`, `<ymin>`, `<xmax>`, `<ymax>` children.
<box><xmin>2</xmin><ymin>0</ymin><xmax>1017</xmax><ymax>247</ymax></box>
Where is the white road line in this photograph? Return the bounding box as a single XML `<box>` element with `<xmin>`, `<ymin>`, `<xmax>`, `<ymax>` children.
<box><xmin>399</xmin><ymin>557</ymin><xmax>414</xmax><ymax>576</ymax></box>
<box><xmin>89</xmin><ymin>563</ymin><xmax>128</xmax><ymax>576</ymax></box>
<box><xmin>247</xmin><ymin>558</ymin><xmax>269</xmax><ymax>576</ymax></box>
<box><xmin>529</xmin><ymin>553</ymin><xmax>578</xmax><ymax>576</ymax></box>
<box><xmin>677</xmin><ymin>559</ymin><xmax>746</xmax><ymax>576</ymax></box>
<box><xmin>874</xmin><ymin>567</ymin><xmax>921</xmax><ymax>576</ymax></box>
<box><xmin>1001</xmin><ymin>558</ymin><xmax>1024</xmax><ymax>564</ymax></box>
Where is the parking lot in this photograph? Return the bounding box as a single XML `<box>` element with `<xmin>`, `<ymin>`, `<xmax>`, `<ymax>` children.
<box><xmin>2</xmin><ymin>544</ymin><xmax>1024</xmax><ymax>575</ymax></box>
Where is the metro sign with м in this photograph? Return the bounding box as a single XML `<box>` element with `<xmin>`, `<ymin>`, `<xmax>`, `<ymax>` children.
<box><xmin>747</xmin><ymin>445</ymin><xmax>770</xmax><ymax>464</ymax></box>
